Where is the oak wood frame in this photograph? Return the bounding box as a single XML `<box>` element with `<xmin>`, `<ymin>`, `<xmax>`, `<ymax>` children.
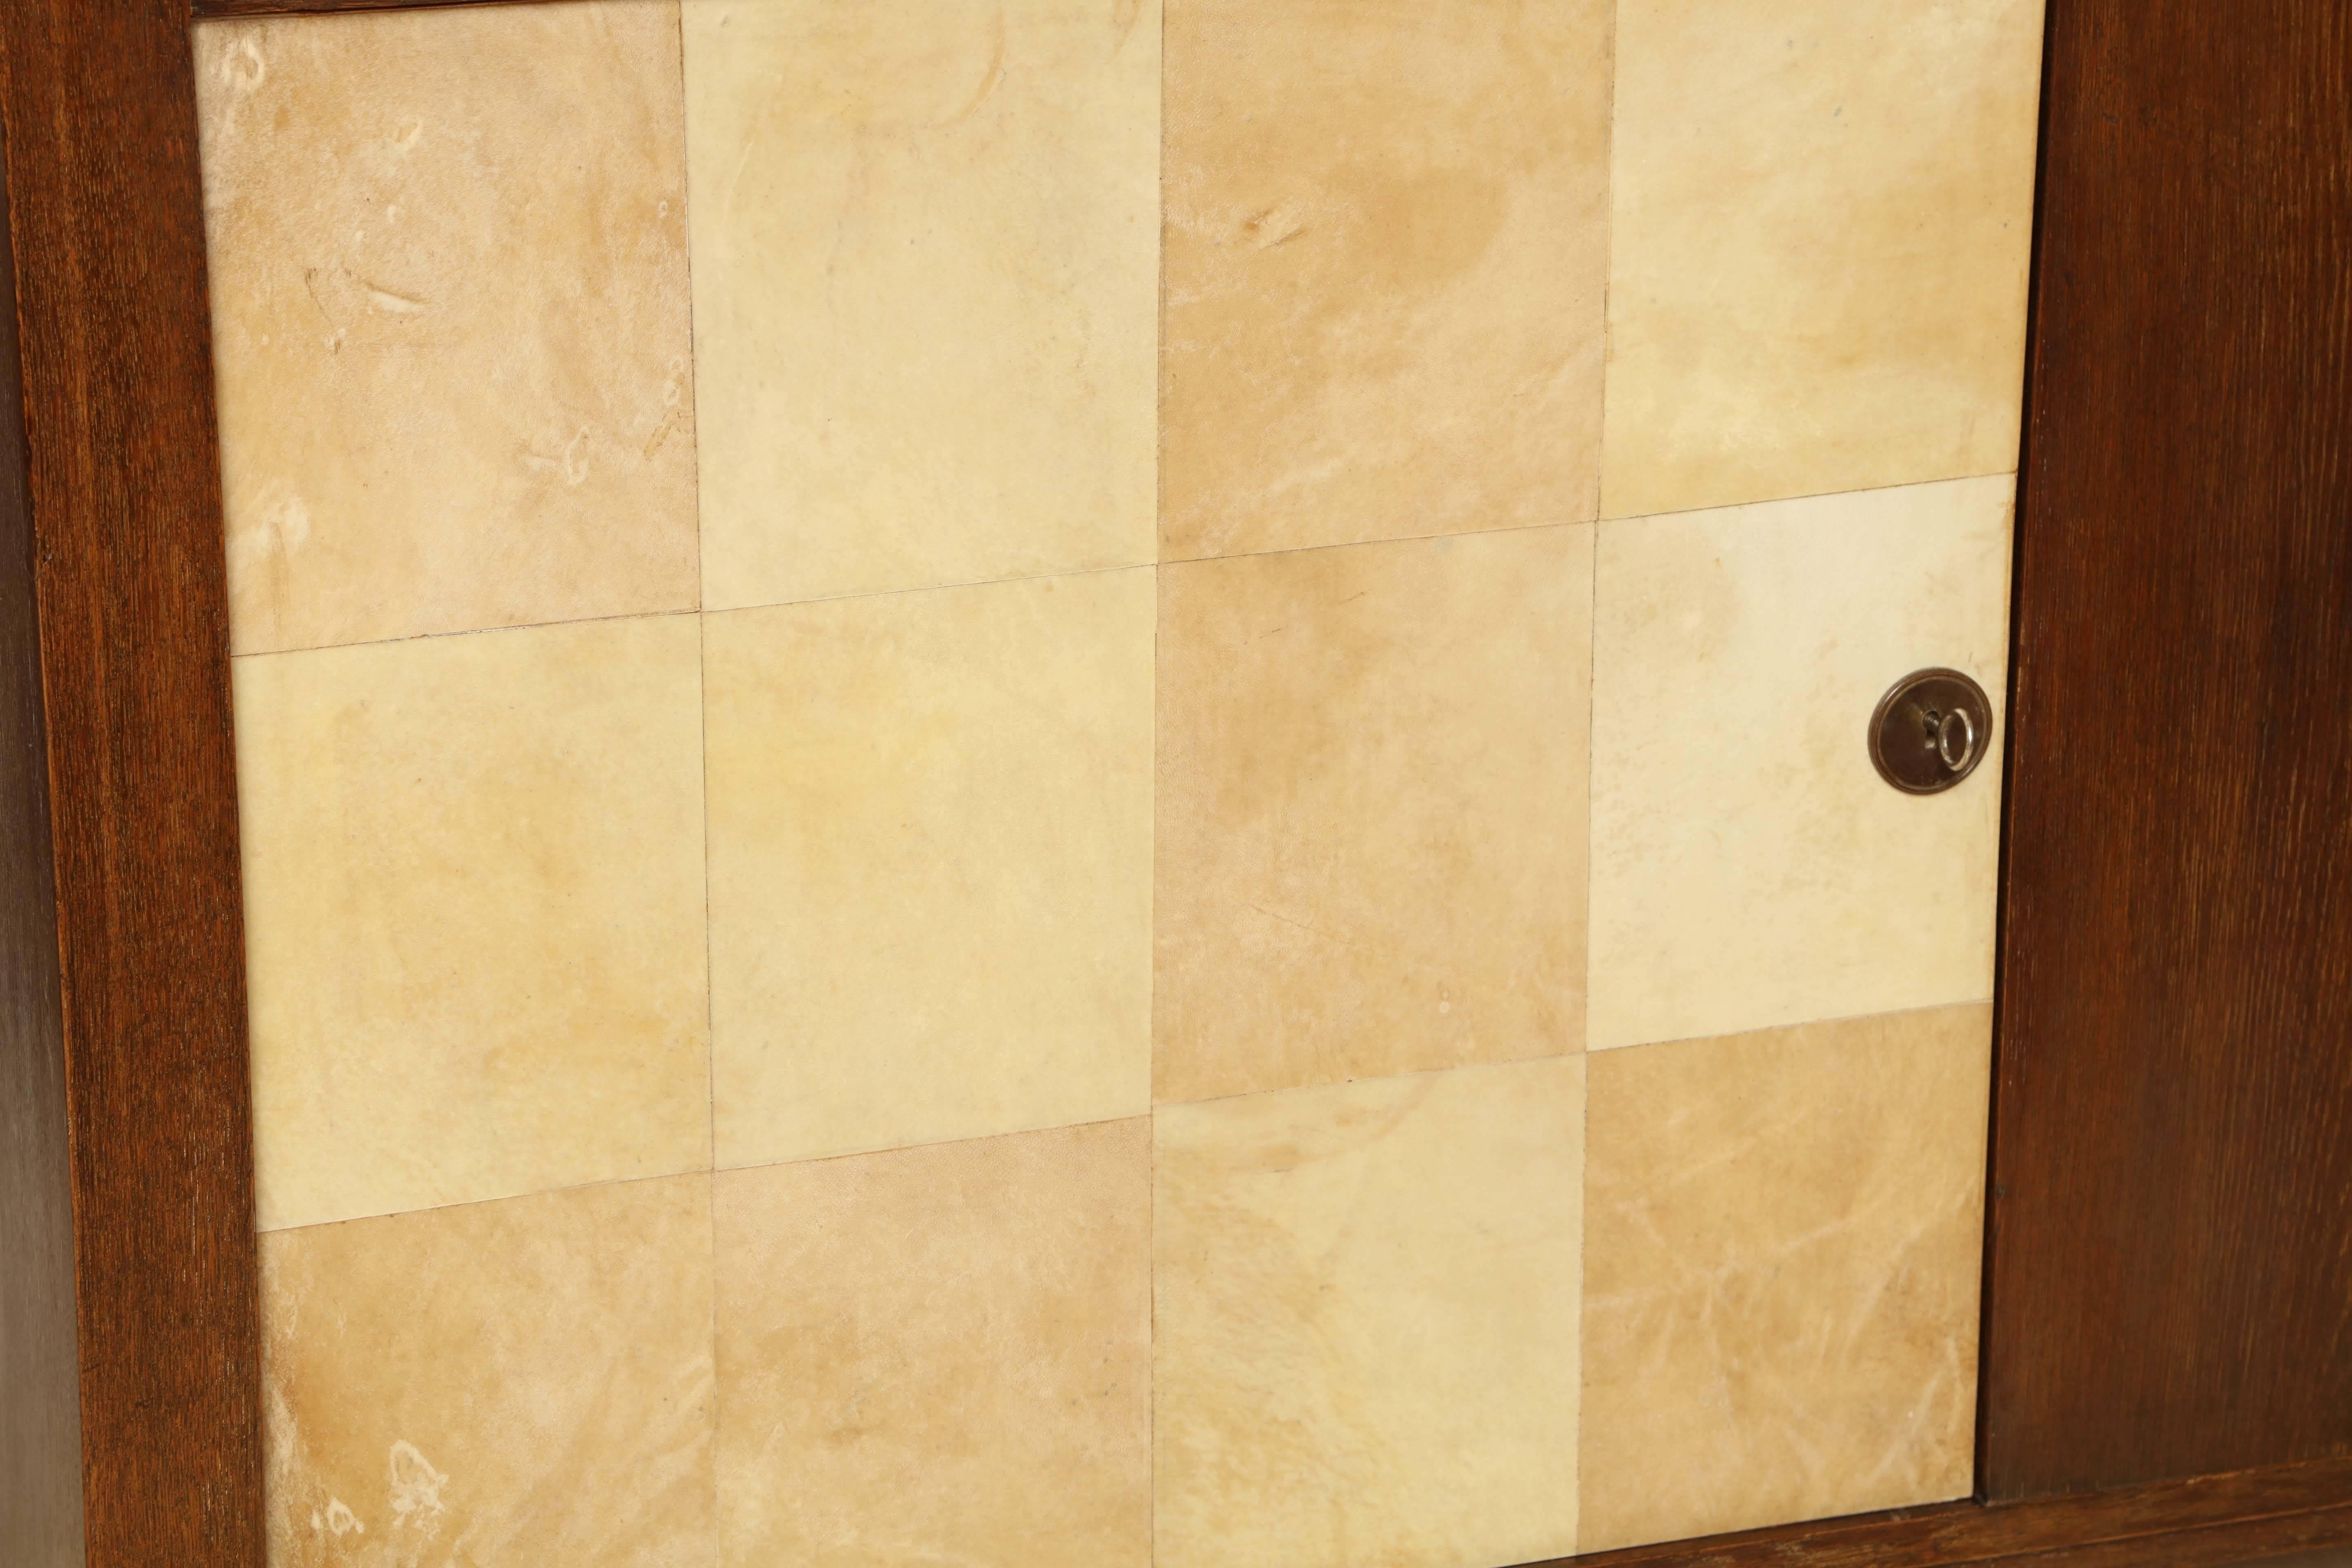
<box><xmin>1978</xmin><ymin>0</ymin><xmax>2352</xmax><ymax>1500</ymax></box>
<box><xmin>0</xmin><ymin>0</ymin><xmax>261</xmax><ymax>1564</ymax></box>
<box><xmin>3</xmin><ymin>0</ymin><xmax>2348</xmax><ymax>1564</ymax></box>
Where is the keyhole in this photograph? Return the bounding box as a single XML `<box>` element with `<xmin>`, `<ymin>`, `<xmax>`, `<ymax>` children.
<box><xmin>1869</xmin><ymin>668</ymin><xmax>1992</xmax><ymax>795</ymax></box>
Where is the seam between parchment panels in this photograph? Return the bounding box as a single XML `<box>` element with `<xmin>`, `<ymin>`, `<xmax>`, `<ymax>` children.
<box><xmin>667</xmin><ymin>4</ymin><xmax>723</xmax><ymax>1560</ymax></box>
<box><xmin>1575</xmin><ymin>2</ymin><xmax>1625</xmax><ymax>1546</ymax></box>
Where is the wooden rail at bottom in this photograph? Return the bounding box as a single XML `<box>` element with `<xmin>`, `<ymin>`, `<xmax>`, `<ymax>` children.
<box><xmin>1532</xmin><ymin>1456</ymin><xmax>2352</xmax><ymax>1568</ymax></box>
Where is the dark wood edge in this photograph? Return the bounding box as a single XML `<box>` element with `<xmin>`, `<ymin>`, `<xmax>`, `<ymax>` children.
<box><xmin>0</xmin><ymin>64</ymin><xmax>85</xmax><ymax>1568</ymax></box>
<box><xmin>1976</xmin><ymin>0</ymin><xmax>2062</xmax><ymax>1502</ymax></box>
<box><xmin>1976</xmin><ymin>0</ymin><xmax>2352</xmax><ymax>1493</ymax></box>
<box><xmin>192</xmin><ymin>0</ymin><xmax>536</xmax><ymax>17</ymax></box>
<box><xmin>1526</xmin><ymin>1456</ymin><xmax>2352</xmax><ymax>1567</ymax></box>
<box><xmin>0</xmin><ymin>0</ymin><xmax>263</xmax><ymax>1564</ymax></box>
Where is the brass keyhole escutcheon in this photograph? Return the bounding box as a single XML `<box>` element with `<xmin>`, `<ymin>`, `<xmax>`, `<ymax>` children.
<box><xmin>1869</xmin><ymin>668</ymin><xmax>1993</xmax><ymax>794</ymax></box>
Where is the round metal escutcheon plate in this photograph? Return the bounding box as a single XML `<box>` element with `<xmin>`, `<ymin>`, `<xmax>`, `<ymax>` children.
<box><xmin>1869</xmin><ymin>667</ymin><xmax>1994</xmax><ymax>794</ymax></box>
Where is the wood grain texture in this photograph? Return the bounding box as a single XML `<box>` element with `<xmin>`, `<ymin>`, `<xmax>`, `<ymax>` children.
<box><xmin>0</xmin><ymin>91</ymin><xmax>83</xmax><ymax>1568</ymax></box>
<box><xmin>0</xmin><ymin>1</ymin><xmax>265</xmax><ymax>1565</ymax></box>
<box><xmin>1538</xmin><ymin>1457</ymin><xmax>2352</xmax><ymax>1567</ymax></box>
<box><xmin>1984</xmin><ymin>0</ymin><xmax>2352</xmax><ymax>1499</ymax></box>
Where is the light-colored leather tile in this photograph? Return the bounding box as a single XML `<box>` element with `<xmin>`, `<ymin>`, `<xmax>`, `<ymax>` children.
<box><xmin>1588</xmin><ymin>476</ymin><xmax>2010</xmax><ymax>1051</ymax></box>
<box><xmin>684</xmin><ymin>0</ymin><xmax>1158</xmax><ymax>608</ymax></box>
<box><xmin>1155</xmin><ymin>526</ymin><xmax>1590</xmax><ymax>1105</ymax></box>
<box><xmin>1155</xmin><ymin>1056</ymin><xmax>1584</xmax><ymax>1568</ymax></box>
<box><xmin>236</xmin><ymin>616</ymin><xmax>710</xmax><ymax>1233</ymax></box>
<box><xmin>260</xmin><ymin>1174</ymin><xmax>714</xmax><ymax>1567</ymax></box>
<box><xmin>714</xmin><ymin>1119</ymin><xmax>1150</xmax><ymax>1567</ymax></box>
<box><xmin>1580</xmin><ymin>1004</ymin><xmax>1991</xmax><ymax>1552</ymax></box>
<box><xmin>195</xmin><ymin>4</ymin><xmax>699</xmax><ymax>655</ymax></box>
<box><xmin>1161</xmin><ymin>0</ymin><xmax>1612</xmax><ymax>562</ymax></box>
<box><xmin>705</xmin><ymin>570</ymin><xmax>1153</xmax><ymax>1169</ymax></box>
<box><xmin>1601</xmin><ymin>0</ymin><xmax>2045</xmax><ymax>519</ymax></box>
